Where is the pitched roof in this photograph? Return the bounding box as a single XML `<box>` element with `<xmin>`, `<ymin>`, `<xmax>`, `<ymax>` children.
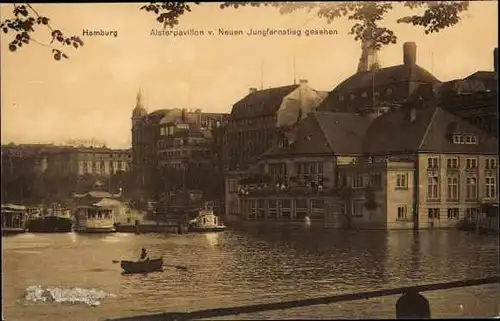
<box><xmin>262</xmin><ymin>112</ymin><xmax>372</xmax><ymax>158</ymax></box>
<box><xmin>231</xmin><ymin>85</ymin><xmax>299</xmax><ymax>120</ymax></box>
<box><xmin>318</xmin><ymin>64</ymin><xmax>441</xmax><ymax>112</ymax></box>
<box><xmin>363</xmin><ymin>106</ymin><xmax>498</xmax><ymax>155</ymax></box>
<box><xmin>465</xmin><ymin>71</ymin><xmax>497</xmax><ymax>81</ymax></box>
<box><xmin>337</xmin><ymin>64</ymin><xmax>440</xmax><ymax>91</ymax></box>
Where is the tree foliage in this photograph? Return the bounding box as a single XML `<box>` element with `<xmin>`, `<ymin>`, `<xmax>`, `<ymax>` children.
<box><xmin>1</xmin><ymin>3</ymin><xmax>84</xmax><ymax>61</ymax></box>
<box><xmin>219</xmin><ymin>1</ymin><xmax>470</xmax><ymax>50</ymax></box>
<box><xmin>139</xmin><ymin>2</ymin><xmax>200</xmax><ymax>29</ymax></box>
<box><xmin>2</xmin><ymin>2</ymin><xmax>469</xmax><ymax>60</ymax></box>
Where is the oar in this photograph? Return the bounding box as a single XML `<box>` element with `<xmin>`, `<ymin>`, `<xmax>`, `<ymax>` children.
<box><xmin>111</xmin><ymin>260</ymin><xmax>188</xmax><ymax>271</ymax></box>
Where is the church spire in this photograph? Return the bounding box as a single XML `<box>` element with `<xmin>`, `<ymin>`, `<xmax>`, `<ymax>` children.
<box><xmin>136</xmin><ymin>89</ymin><xmax>143</xmax><ymax>108</ymax></box>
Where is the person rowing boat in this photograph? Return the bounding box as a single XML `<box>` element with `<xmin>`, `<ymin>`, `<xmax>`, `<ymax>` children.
<box><xmin>138</xmin><ymin>247</ymin><xmax>150</xmax><ymax>262</ymax></box>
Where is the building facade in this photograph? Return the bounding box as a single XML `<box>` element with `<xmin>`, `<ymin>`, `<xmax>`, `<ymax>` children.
<box><xmin>226</xmin><ymin>105</ymin><xmax>498</xmax><ymax>230</ymax></box>
<box><xmin>130</xmin><ymin>91</ymin><xmax>228</xmax><ymax>195</ymax></box>
<box><xmin>1</xmin><ymin>143</ymin><xmax>131</xmax><ymax>178</ymax></box>
<box><xmin>222</xmin><ymin>80</ymin><xmax>328</xmax><ymax>171</ymax></box>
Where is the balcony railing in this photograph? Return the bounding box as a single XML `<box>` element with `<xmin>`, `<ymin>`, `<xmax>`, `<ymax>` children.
<box><xmin>238</xmin><ymin>184</ymin><xmax>334</xmax><ymax>197</ymax></box>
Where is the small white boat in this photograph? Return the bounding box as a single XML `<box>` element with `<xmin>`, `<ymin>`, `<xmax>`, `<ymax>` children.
<box><xmin>188</xmin><ymin>204</ymin><xmax>226</xmax><ymax>233</ymax></box>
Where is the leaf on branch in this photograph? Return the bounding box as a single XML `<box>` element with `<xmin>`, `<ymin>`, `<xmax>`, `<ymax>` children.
<box><xmin>9</xmin><ymin>44</ymin><xmax>16</xmax><ymax>52</ymax></box>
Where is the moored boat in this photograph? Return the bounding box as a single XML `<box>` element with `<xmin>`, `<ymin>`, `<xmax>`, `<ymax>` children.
<box><xmin>27</xmin><ymin>216</ymin><xmax>73</xmax><ymax>233</ymax></box>
<box><xmin>120</xmin><ymin>258</ymin><xmax>163</xmax><ymax>274</ymax></box>
<box><xmin>74</xmin><ymin>205</ymin><xmax>116</xmax><ymax>233</ymax></box>
<box><xmin>1</xmin><ymin>204</ymin><xmax>28</xmax><ymax>236</ymax></box>
<box><xmin>188</xmin><ymin>204</ymin><xmax>227</xmax><ymax>233</ymax></box>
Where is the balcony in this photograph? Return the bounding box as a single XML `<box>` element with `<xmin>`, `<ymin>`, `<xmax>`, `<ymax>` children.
<box><xmin>237</xmin><ymin>175</ymin><xmax>333</xmax><ymax>197</ymax></box>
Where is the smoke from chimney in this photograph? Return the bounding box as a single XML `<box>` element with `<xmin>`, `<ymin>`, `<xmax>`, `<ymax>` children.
<box><xmin>403</xmin><ymin>42</ymin><xmax>417</xmax><ymax>65</ymax></box>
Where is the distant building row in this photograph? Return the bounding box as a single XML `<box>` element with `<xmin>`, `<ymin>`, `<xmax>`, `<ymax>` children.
<box><xmin>1</xmin><ymin>144</ymin><xmax>131</xmax><ymax>178</ymax></box>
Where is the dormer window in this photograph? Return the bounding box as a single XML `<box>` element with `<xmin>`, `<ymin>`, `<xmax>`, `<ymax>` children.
<box><xmin>453</xmin><ymin>134</ymin><xmax>478</xmax><ymax>144</ymax></box>
<box><xmin>453</xmin><ymin>134</ymin><xmax>465</xmax><ymax>144</ymax></box>
<box><xmin>465</xmin><ymin>135</ymin><xmax>478</xmax><ymax>144</ymax></box>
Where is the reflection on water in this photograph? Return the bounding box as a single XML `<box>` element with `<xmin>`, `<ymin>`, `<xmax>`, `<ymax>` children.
<box><xmin>205</xmin><ymin>232</ymin><xmax>219</xmax><ymax>247</ymax></box>
<box><xmin>2</xmin><ymin>229</ymin><xmax>499</xmax><ymax>321</ymax></box>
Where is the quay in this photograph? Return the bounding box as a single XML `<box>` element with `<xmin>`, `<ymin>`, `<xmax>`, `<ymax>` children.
<box><xmin>114</xmin><ymin>221</ymin><xmax>188</xmax><ymax>234</ymax></box>
<box><xmin>106</xmin><ymin>276</ymin><xmax>500</xmax><ymax>320</ymax></box>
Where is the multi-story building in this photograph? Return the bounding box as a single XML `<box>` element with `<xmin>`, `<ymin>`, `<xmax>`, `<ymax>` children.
<box><xmin>225</xmin><ymin>111</ymin><xmax>372</xmax><ymax>224</ymax></box>
<box><xmin>130</xmin><ymin>91</ymin><xmax>228</xmax><ymax>195</ymax></box>
<box><xmin>228</xmin><ymin>104</ymin><xmax>498</xmax><ymax>230</ymax></box>
<box><xmin>319</xmin><ymin>41</ymin><xmax>498</xmax><ymax>137</ymax></box>
<box><xmin>318</xmin><ymin>42</ymin><xmax>441</xmax><ymax>114</ymax></box>
<box><xmin>408</xmin><ymin>47</ymin><xmax>498</xmax><ymax>136</ymax></box>
<box><xmin>222</xmin><ymin>80</ymin><xmax>328</xmax><ymax>171</ymax></box>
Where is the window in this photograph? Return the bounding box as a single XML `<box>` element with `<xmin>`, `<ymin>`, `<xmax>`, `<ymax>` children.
<box><xmin>485</xmin><ymin>176</ymin><xmax>496</xmax><ymax>199</ymax></box>
<box><xmin>485</xmin><ymin>158</ymin><xmax>497</xmax><ymax>170</ymax></box>
<box><xmin>465</xmin><ymin>135</ymin><xmax>478</xmax><ymax>144</ymax></box>
<box><xmin>428</xmin><ymin>208</ymin><xmax>440</xmax><ymax>219</ymax></box>
<box><xmin>397</xmin><ymin>205</ymin><xmax>409</xmax><ymax>221</ymax></box>
<box><xmin>160</xmin><ymin>127</ymin><xmax>165</xmax><ymax>136</ymax></box>
<box><xmin>352</xmin><ymin>202</ymin><xmax>364</xmax><ymax>217</ymax></box>
<box><xmin>280</xmin><ymin>199</ymin><xmax>292</xmax><ymax>219</ymax></box>
<box><xmin>446</xmin><ymin>175</ymin><xmax>459</xmax><ymax>200</ymax></box>
<box><xmin>427</xmin><ymin>176</ymin><xmax>439</xmax><ymax>200</ymax></box>
<box><xmin>352</xmin><ymin>174</ymin><xmax>364</xmax><ymax>188</ymax></box>
<box><xmin>396</xmin><ymin>173</ymin><xmax>408</xmax><ymax>188</ymax></box>
<box><xmin>268</xmin><ymin>200</ymin><xmax>278</xmax><ymax>219</ymax></box>
<box><xmin>362</xmin><ymin>92</ymin><xmax>368</xmax><ymax>98</ymax></box>
<box><xmin>339</xmin><ymin>95</ymin><xmax>344</xmax><ymax>101</ymax></box>
<box><xmin>466</xmin><ymin>177</ymin><xmax>477</xmax><ymax>200</ymax></box>
<box><xmin>465</xmin><ymin>208</ymin><xmax>479</xmax><ymax>220</ymax></box>
<box><xmin>350</xmin><ymin>94</ymin><xmax>356</xmax><ymax>100</ymax></box>
<box><xmin>428</xmin><ymin>157</ymin><xmax>439</xmax><ymax>169</ymax></box>
<box><xmin>386</xmin><ymin>88</ymin><xmax>393</xmax><ymax>95</ymax></box>
<box><xmin>228</xmin><ymin>179</ymin><xmax>238</xmax><ymax>193</ymax></box>
<box><xmin>369</xmin><ymin>173</ymin><xmax>382</xmax><ymax>188</ymax></box>
<box><xmin>269</xmin><ymin>163</ymin><xmax>287</xmax><ymax>182</ymax></box>
<box><xmin>446</xmin><ymin>158</ymin><xmax>458</xmax><ymax>169</ymax></box>
<box><xmin>296</xmin><ymin>162</ymin><xmax>324</xmax><ymax>182</ymax></box>
<box><xmin>453</xmin><ymin>134</ymin><xmax>465</xmax><ymax>144</ymax></box>
<box><xmin>447</xmin><ymin>208</ymin><xmax>459</xmax><ymax>220</ymax></box>
<box><xmin>465</xmin><ymin>158</ymin><xmax>477</xmax><ymax>169</ymax></box>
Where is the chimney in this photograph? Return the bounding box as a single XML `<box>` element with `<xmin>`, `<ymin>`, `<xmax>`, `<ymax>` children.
<box><xmin>249</xmin><ymin>87</ymin><xmax>257</xmax><ymax>94</ymax></box>
<box><xmin>403</xmin><ymin>42</ymin><xmax>417</xmax><ymax>65</ymax></box>
<box><xmin>494</xmin><ymin>47</ymin><xmax>498</xmax><ymax>73</ymax></box>
<box><xmin>299</xmin><ymin>79</ymin><xmax>308</xmax><ymax>84</ymax></box>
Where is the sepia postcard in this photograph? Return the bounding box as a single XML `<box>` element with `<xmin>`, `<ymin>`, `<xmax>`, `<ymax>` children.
<box><xmin>1</xmin><ymin>1</ymin><xmax>499</xmax><ymax>320</ymax></box>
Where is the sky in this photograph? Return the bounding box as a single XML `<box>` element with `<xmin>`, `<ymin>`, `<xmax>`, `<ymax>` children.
<box><xmin>1</xmin><ymin>2</ymin><xmax>498</xmax><ymax>148</ymax></box>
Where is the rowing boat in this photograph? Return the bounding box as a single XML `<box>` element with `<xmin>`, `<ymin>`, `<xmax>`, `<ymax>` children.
<box><xmin>120</xmin><ymin>258</ymin><xmax>163</xmax><ymax>274</ymax></box>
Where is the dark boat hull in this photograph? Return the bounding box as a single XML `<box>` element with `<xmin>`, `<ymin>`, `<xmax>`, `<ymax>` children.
<box><xmin>188</xmin><ymin>226</ymin><xmax>226</xmax><ymax>233</ymax></box>
<box><xmin>1</xmin><ymin>228</ymin><xmax>27</xmax><ymax>236</ymax></box>
<box><xmin>120</xmin><ymin>258</ymin><xmax>163</xmax><ymax>274</ymax></box>
<box><xmin>27</xmin><ymin>217</ymin><xmax>73</xmax><ymax>233</ymax></box>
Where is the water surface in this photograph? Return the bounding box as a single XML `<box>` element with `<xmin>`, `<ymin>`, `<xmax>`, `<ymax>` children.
<box><xmin>2</xmin><ymin>229</ymin><xmax>499</xmax><ymax>320</ymax></box>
